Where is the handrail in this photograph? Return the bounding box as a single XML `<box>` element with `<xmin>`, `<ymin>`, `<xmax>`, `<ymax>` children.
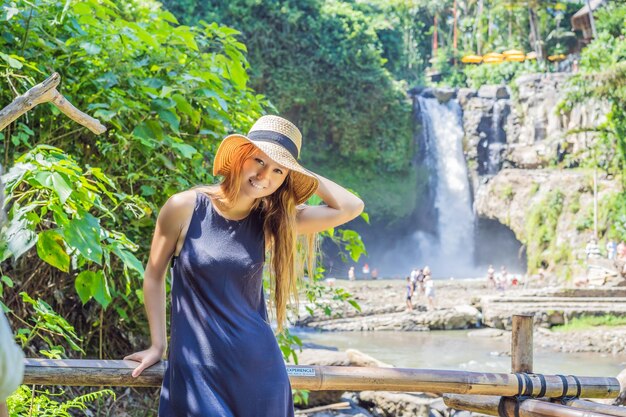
<box><xmin>23</xmin><ymin>359</ymin><xmax>620</xmax><ymax>399</ymax></box>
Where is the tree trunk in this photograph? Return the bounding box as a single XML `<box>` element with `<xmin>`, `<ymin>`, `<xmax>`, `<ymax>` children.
<box><xmin>528</xmin><ymin>6</ymin><xmax>543</xmax><ymax>61</ymax></box>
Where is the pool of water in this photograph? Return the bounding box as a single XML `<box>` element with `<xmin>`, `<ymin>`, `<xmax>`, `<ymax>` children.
<box><xmin>291</xmin><ymin>328</ymin><xmax>626</xmax><ymax>377</ymax></box>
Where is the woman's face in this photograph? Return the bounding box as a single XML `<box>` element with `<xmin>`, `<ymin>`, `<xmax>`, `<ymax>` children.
<box><xmin>240</xmin><ymin>149</ymin><xmax>290</xmax><ymax>199</ymax></box>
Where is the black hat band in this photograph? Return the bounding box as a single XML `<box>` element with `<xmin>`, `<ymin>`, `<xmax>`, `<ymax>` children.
<box><xmin>248</xmin><ymin>130</ymin><xmax>299</xmax><ymax>160</ymax></box>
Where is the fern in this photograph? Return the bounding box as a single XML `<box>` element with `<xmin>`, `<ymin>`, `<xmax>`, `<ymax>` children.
<box><xmin>7</xmin><ymin>386</ymin><xmax>115</xmax><ymax>417</ymax></box>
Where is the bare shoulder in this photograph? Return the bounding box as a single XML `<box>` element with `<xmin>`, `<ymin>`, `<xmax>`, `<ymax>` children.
<box><xmin>158</xmin><ymin>190</ymin><xmax>197</xmax><ymax>225</ymax></box>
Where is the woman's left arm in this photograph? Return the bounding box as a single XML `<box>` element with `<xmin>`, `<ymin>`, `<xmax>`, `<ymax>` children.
<box><xmin>296</xmin><ymin>174</ymin><xmax>364</xmax><ymax>234</ymax></box>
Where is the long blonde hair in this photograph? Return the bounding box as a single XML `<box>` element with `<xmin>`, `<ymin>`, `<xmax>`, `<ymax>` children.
<box><xmin>205</xmin><ymin>143</ymin><xmax>316</xmax><ymax>332</ymax></box>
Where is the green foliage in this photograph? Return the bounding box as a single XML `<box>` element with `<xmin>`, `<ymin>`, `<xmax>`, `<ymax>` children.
<box><xmin>560</xmin><ymin>5</ymin><xmax>626</xmax><ymax>181</ymax></box>
<box><xmin>501</xmin><ymin>184</ymin><xmax>514</xmax><ymax>202</ymax></box>
<box><xmin>525</xmin><ymin>190</ymin><xmax>565</xmax><ymax>271</ymax></box>
<box><xmin>1</xmin><ymin>146</ymin><xmax>144</xmax><ymax>310</ymax></box>
<box><xmin>1</xmin><ymin>7</ymin><xmax>369</xmax><ymax>412</ymax></box>
<box><xmin>1</xmin><ymin>0</ymin><xmax>266</xmax><ymax>211</ymax></box>
<box><xmin>464</xmin><ymin>60</ymin><xmax>542</xmax><ymax>89</ymax></box>
<box><xmin>594</xmin><ymin>1</ymin><xmax>626</xmax><ymax>38</ymax></box>
<box><xmin>7</xmin><ymin>386</ymin><xmax>115</xmax><ymax>417</ymax></box>
<box><xmin>552</xmin><ymin>314</ymin><xmax>626</xmax><ymax>332</ymax></box>
<box><xmin>161</xmin><ymin>0</ymin><xmax>416</xmax><ymax>226</ymax></box>
<box><xmin>0</xmin><ymin>0</ymin><xmax>266</xmax><ymax>354</ymax></box>
<box><xmin>597</xmin><ymin>192</ymin><xmax>626</xmax><ymax>243</ymax></box>
<box><xmin>15</xmin><ymin>292</ymin><xmax>83</xmax><ymax>356</ymax></box>
<box><xmin>354</xmin><ymin>0</ymin><xmax>432</xmax><ymax>84</ymax></box>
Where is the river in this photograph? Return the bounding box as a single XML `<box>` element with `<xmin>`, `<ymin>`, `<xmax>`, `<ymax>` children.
<box><xmin>292</xmin><ymin>328</ymin><xmax>626</xmax><ymax>377</ymax></box>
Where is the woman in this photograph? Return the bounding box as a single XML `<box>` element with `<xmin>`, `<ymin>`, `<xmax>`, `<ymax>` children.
<box><xmin>125</xmin><ymin>115</ymin><xmax>364</xmax><ymax>416</ymax></box>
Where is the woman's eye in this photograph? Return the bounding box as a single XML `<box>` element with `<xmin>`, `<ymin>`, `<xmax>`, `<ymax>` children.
<box><xmin>255</xmin><ymin>158</ymin><xmax>264</xmax><ymax>165</ymax></box>
<box><xmin>274</xmin><ymin>168</ymin><xmax>284</xmax><ymax>175</ymax></box>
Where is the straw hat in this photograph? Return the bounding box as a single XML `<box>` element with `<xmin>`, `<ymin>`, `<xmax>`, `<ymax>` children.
<box><xmin>213</xmin><ymin>115</ymin><xmax>319</xmax><ymax>205</ymax></box>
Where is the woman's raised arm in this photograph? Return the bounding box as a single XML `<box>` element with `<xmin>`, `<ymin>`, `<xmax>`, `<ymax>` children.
<box><xmin>296</xmin><ymin>174</ymin><xmax>364</xmax><ymax>235</ymax></box>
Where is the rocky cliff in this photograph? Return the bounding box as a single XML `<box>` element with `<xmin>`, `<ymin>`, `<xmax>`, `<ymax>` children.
<box><xmin>459</xmin><ymin>73</ymin><xmax>617</xmax><ymax>275</ymax></box>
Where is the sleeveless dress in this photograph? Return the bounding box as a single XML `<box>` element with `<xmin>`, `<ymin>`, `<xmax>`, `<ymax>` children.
<box><xmin>158</xmin><ymin>192</ymin><xmax>295</xmax><ymax>417</ymax></box>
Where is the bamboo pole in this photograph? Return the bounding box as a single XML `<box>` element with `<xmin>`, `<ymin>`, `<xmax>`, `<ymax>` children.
<box><xmin>0</xmin><ymin>72</ymin><xmax>106</xmax><ymax>134</ymax></box>
<box><xmin>22</xmin><ymin>359</ymin><xmax>620</xmax><ymax>398</ymax></box>
<box><xmin>512</xmin><ymin>314</ymin><xmax>534</xmax><ymax>373</ymax></box>
<box><xmin>566</xmin><ymin>399</ymin><xmax>626</xmax><ymax>417</ymax></box>
<box><xmin>294</xmin><ymin>402</ymin><xmax>350</xmax><ymax>415</ymax></box>
<box><xmin>444</xmin><ymin>395</ymin><xmax>626</xmax><ymax>417</ymax></box>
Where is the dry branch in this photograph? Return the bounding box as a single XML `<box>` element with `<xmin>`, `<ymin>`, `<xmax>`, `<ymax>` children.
<box><xmin>0</xmin><ymin>72</ymin><xmax>106</xmax><ymax>134</ymax></box>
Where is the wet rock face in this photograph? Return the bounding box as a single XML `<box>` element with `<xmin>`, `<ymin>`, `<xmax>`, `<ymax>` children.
<box><xmin>460</xmin><ymin>73</ymin><xmax>610</xmax><ymax>179</ymax></box>
<box><xmin>461</xmin><ymin>73</ymin><xmax>614</xmax><ymax>274</ymax></box>
<box><xmin>461</xmin><ymin>91</ymin><xmax>511</xmax><ymax>177</ymax></box>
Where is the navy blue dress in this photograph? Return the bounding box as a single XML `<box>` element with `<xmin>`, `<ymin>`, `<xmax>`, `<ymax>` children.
<box><xmin>158</xmin><ymin>192</ymin><xmax>294</xmax><ymax>417</ymax></box>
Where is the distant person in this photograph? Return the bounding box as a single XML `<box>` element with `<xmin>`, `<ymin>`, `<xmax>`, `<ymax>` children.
<box><xmin>362</xmin><ymin>263</ymin><xmax>370</xmax><ymax>278</ymax></box>
<box><xmin>617</xmin><ymin>241</ymin><xmax>626</xmax><ymax>260</ymax></box>
<box><xmin>586</xmin><ymin>238</ymin><xmax>601</xmax><ymax>260</ymax></box>
<box><xmin>416</xmin><ymin>267</ymin><xmax>426</xmax><ymax>296</ymax></box>
<box><xmin>409</xmin><ymin>268</ymin><xmax>418</xmax><ymax>292</ymax></box>
<box><xmin>348</xmin><ymin>266</ymin><xmax>355</xmax><ymax>281</ymax></box>
<box><xmin>405</xmin><ymin>277</ymin><xmax>414</xmax><ymax>311</ymax></box>
<box><xmin>423</xmin><ymin>267</ymin><xmax>435</xmax><ymax>310</ymax></box>
<box><xmin>371</xmin><ymin>268</ymin><xmax>379</xmax><ymax>280</ymax></box>
<box><xmin>607</xmin><ymin>240</ymin><xmax>617</xmax><ymax>260</ymax></box>
<box><xmin>0</xmin><ymin>310</ymin><xmax>24</xmax><ymax>417</ymax></box>
<box><xmin>496</xmin><ymin>266</ymin><xmax>508</xmax><ymax>292</ymax></box>
<box><xmin>487</xmin><ymin>264</ymin><xmax>496</xmax><ymax>288</ymax></box>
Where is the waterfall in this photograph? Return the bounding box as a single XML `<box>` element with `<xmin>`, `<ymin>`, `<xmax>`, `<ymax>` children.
<box><xmin>486</xmin><ymin>99</ymin><xmax>507</xmax><ymax>175</ymax></box>
<box><xmin>414</xmin><ymin>97</ymin><xmax>476</xmax><ymax>277</ymax></box>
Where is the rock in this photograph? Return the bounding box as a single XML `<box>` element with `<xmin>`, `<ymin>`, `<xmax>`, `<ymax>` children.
<box><xmin>474</xmin><ymin>168</ymin><xmax>621</xmax><ymax>274</ymax></box>
<box><xmin>301</xmin><ymin>306</ymin><xmax>479</xmax><ymax>332</ymax></box>
<box><xmin>295</xmin><ymin>349</ymin><xmax>392</xmax><ymax>407</ymax></box>
<box><xmin>477</xmin><ymin>85</ymin><xmax>509</xmax><ymax>99</ymax></box>
<box><xmin>433</xmin><ymin>87</ymin><xmax>456</xmax><ymax>103</ymax></box>
<box><xmin>346</xmin><ymin>349</ymin><xmax>394</xmax><ymax>368</ymax></box>
<box><xmin>420</xmin><ymin>88</ymin><xmax>436</xmax><ymax>99</ymax></box>
<box><xmin>467</xmin><ymin>328</ymin><xmax>504</xmax><ymax>338</ymax></box>
<box><xmin>358</xmin><ymin>391</ymin><xmax>437</xmax><ymax>417</ymax></box>
<box><xmin>457</xmin><ymin>88</ymin><xmax>477</xmax><ymax>107</ymax></box>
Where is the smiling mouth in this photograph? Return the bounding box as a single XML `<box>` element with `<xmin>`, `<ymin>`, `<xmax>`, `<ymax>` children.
<box><xmin>249</xmin><ymin>179</ymin><xmax>266</xmax><ymax>190</ymax></box>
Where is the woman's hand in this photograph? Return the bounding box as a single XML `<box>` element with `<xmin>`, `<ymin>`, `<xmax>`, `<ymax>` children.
<box><xmin>296</xmin><ymin>174</ymin><xmax>364</xmax><ymax>235</ymax></box>
<box><xmin>124</xmin><ymin>345</ymin><xmax>164</xmax><ymax>378</ymax></box>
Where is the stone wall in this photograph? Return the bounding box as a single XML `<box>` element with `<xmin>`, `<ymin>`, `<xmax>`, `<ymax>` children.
<box><xmin>457</xmin><ymin>73</ymin><xmax>616</xmax><ymax>275</ymax></box>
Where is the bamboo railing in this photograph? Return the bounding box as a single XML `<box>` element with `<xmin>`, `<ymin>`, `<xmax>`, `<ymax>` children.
<box><xmin>23</xmin><ymin>359</ymin><xmax>620</xmax><ymax>397</ymax></box>
<box><xmin>443</xmin><ymin>314</ymin><xmax>626</xmax><ymax>417</ymax></box>
<box><xmin>22</xmin><ymin>313</ymin><xmax>624</xmax><ymax>417</ymax></box>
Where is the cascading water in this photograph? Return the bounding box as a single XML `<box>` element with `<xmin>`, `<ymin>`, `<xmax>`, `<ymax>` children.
<box><xmin>414</xmin><ymin>97</ymin><xmax>476</xmax><ymax>276</ymax></box>
<box><xmin>369</xmin><ymin>92</ymin><xmax>523</xmax><ymax>278</ymax></box>
<box><xmin>372</xmin><ymin>96</ymin><xmax>479</xmax><ymax>277</ymax></box>
<box><xmin>486</xmin><ymin>99</ymin><xmax>507</xmax><ymax>175</ymax></box>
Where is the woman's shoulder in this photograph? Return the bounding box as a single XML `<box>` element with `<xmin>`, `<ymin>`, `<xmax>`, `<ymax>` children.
<box><xmin>165</xmin><ymin>189</ymin><xmax>198</xmax><ymax>210</ymax></box>
<box><xmin>158</xmin><ymin>190</ymin><xmax>200</xmax><ymax>223</ymax></box>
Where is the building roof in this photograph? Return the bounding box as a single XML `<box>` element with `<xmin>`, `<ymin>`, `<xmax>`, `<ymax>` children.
<box><xmin>572</xmin><ymin>0</ymin><xmax>607</xmax><ymax>19</ymax></box>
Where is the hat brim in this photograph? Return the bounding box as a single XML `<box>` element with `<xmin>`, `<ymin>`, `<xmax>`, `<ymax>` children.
<box><xmin>213</xmin><ymin>134</ymin><xmax>319</xmax><ymax>205</ymax></box>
